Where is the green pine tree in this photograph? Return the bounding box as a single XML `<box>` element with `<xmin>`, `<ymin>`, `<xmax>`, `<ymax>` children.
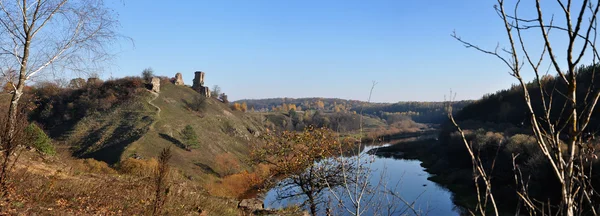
<box><xmin>181</xmin><ymin>125</ymin><xmax>199</xmax><ymax>149</ymax></box>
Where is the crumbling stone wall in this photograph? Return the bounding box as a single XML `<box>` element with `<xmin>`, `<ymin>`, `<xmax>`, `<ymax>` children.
<box><xmin>200</xmin><ymin>86</ymin><xmax>211</xmax><ymax>98</ymax></box>
<box><xmin>174</xmin><ymin>73</ymin><xmax>184</xmax><ymax>86</ymax></box>
<box><xmin>151</xmin><ymin>77</ymin><xmax>160</xmax><ymax>93</ymax></box>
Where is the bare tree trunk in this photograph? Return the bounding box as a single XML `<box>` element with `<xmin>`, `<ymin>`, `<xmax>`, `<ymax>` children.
<box><xmin>6</xmin><ymin>40</ymin><xmax>29</xmax><ymax>142</ymax></box>
<box><xmin>307</xmin><ymin>193</ymin><xmax>317</xmax><ymax>216</ymax></box>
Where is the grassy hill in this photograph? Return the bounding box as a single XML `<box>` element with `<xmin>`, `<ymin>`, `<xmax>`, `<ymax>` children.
<box><xmin>30</xmin><ymin>78</ymin><xmax>269</xmax><ymax>183</ymax></box>
<box><xmin>123</xmin><ymin>81</ymin><xmax>265</xmax><ymax>182</ymax></box>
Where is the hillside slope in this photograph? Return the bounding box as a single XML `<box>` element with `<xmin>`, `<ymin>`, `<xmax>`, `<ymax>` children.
<box><xmin>123</xmin><ymin>81</ymin><xmax>265</xmax><ymax>182</ymax></box>
<box><xmin>32</xmin><ymin>79</ymin><xmax>268</xmax><ymax>183</ymax></box>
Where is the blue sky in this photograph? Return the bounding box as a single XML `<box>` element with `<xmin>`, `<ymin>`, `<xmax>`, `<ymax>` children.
<box><xmin>106</xmin><ymin>0</ymin><xmax>568</xmax><ymax>102</ymax></box>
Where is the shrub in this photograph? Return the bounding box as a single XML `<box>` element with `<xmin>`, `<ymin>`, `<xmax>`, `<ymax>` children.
<box><xmin>215</xmin><ymin>153</ymin><xmax>241</xmax><ymax>176</ymax></box>
<box><xmin>206</xmin><ymin>171</ymin><xmax>261</xmax><ymax>198</ymax></box>
<box><xmin>25</xmin><ymin>123</ymin><xmax>55</xmax><ymax>155</ymax></box>
<box><xmin>31</xmin><ymin>77</ymin><xmax>147</xmax><ymax>128</ymax></box>
<box><xmin>119</xmin><ymin>158</ymin><xmax>158</xmax><ymax>177</ymax></box>
<box><xmin>72</xmin><ymin>158</ymin><xmax>116</xmax><ymax>174</ymax></box>
<box><xmin>230</xmin><ymin>103</ymin><xmax>242</xmax><ymax>111</ymax></box>
<box><xmin>187</xmin><ymin>96</ymin><xmax>207</xmax><ymax>112</ymax></box>
<box><xmin>504</xmin><ymin>134</ymin><xmax>539</xmax><ymax>156</ymax></box>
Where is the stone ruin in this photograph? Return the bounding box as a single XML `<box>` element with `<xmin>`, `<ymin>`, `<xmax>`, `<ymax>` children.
<box><xmin>174</xmin><ymin>73</ymin><xmax>184</xmax><ymax>86</ymax></box>
<box><xmin>192</xmin><ymin>71</ymin><xmax>211</xmax><ymax>98</ymax></box>
<box><xmin>192</xmin><ymin>71</ymin><xmax>205</xmax><ymax>88</ymax></box>
<box><xmin>150</xmin><ymin>77</ymin><xmax>160</xmax><ymax>93</ymax></box>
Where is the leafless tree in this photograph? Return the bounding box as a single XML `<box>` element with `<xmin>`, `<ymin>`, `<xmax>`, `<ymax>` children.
<box><xmin>324</xmin><ymin>82</ymin><xmax>424</xmax><ymax>216</ymax></box>
<box><xmin>323</xmin><ymin>82</ymin><xmax>377</xmax><ymax>216</ymax></box>
<box><xmin>0</xmin><ymin>0</ymin><xmax>118</xmax><ymax>143</ymax></box>
<box><xmin>452</xmin><ymin>0</ymin><xmax>600</xmax><ymax>215</ymax></box>
<box><xmin>446</xmin><ymin>93</ymin><xmax>499</xmax><ymax>216</ymax></box>
<box><xmin>212</xmin><ymin>85</ymin><xmax>221</xmax><ymax>98</ymax></box>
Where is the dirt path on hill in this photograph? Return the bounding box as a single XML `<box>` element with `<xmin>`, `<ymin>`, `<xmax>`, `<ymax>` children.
<box><xmin>148</xmin><ymin>91</ymin><xmax>161</xmax><ymax>129</ymax></box>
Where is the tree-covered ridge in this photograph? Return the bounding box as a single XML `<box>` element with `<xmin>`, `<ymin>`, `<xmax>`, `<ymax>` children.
<box><xmin>237</xmin><ymin>98</ymin><xmax>473</xmax><ymax>124</ymax></box>
<box><xmin>456</xmin><ymin>64</ymin><xmax>600</xmax><ymax>129</ymax></box>
<box><xmin>360</xmin><ymin>101</ymin><xmax>472</xmax><ymax>124</ymax></box>
<box><xmin>235</xmin><ymin>97</ymin><xmax>364</xmax><ymax>113</ymax></box>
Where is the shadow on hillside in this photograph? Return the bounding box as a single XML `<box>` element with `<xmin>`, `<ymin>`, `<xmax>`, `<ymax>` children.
<box><xmin>181</xmin><ymin>97</ymin><xmax>207</xmax><ymax>113</ymax></box>
<box><xmin>158</xmin><ymin>133</ymin><xmax>190</xmax><ymax>151</ymax></box>
<box><xmin>194</xmin><ymin>162</ymin><xmax>221</xmax><ymax>178</ymax></box>
<box><xmin>78</xmin><ymin>121</ymin><xmax>150</xmax><ymax>165</ymax></box>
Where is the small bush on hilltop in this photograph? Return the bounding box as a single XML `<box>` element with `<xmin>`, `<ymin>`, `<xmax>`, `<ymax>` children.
<box><xmin>187</xmin><ymin>95</ymin><xmax>207</xmax><ymax>112</ymax></box>
<box><xmin>141</xmin><ymin>68</ymin><xmax>154</xmax><ymax>81</ymax></box>
<box><xmin>24</xmin><ymin>123</ymin><xmax>55</xmax><ymax>155</ymax></box>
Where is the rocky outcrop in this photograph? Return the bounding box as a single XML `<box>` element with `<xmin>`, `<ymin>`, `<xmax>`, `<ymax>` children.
<box><xmin>238</xmin><ymin>198</ymin><xmax>263</xmax><ymax>212</ymax></box>
<box><xmin>174</xmin><ymin>73</ymin><xmax>185</xmax><ymax>85</ymax></box>
<box><xmin>151</xmin><ymin>77</ymin><xmax>160</xmax><ymax>93</ymax></box>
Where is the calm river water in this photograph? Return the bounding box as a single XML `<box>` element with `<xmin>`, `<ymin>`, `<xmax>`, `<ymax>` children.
<box><xmin>263</xmin><ymin>145</ymin><xmax>460</xmax><ymax>215</ymax></box>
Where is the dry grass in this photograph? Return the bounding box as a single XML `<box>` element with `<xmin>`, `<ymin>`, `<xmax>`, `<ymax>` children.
<box><xmin>119</xmin><ymin>157</ymin><xmax>159</xmax><ymax>177</ymax></box>
<box><xmin>0</xmin><ymin>150</ymin><xmax>239</xmax><ymax>215</ymax></box>
<box><xmin>71</xmin><ymin>158</ymin><xmax>117</xmax><ymax>175</ymax></box>
<box><xmin>205</xmin><ymin>164</ymin><xmax>271</xmax><ymax>198</ymax></box>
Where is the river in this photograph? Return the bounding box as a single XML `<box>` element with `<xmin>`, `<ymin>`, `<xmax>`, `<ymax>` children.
<box><xmin>262</xmin><ymin>144</ymin><xmax>461</xmax><ymax>215</ymax></box>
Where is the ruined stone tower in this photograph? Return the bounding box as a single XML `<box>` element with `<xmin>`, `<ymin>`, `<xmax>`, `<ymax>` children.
<box><xmin>192</xmin><ymin>71</ymin><xmax>205</xmax><ymax>89</ymax></box>
<box><xmin>150</xmin><ymin>77</ymin><xmax>160</xmax><ymax>93</ymax></box>
<box><xmin>174</xmin><ymin>73</ymin><xmax>184</xmax><ymax>85</ymax></box>
<box><xmin>192</xmin><ymin>71</ymin><xmax>210</xmax><ymax>98</ymax></box>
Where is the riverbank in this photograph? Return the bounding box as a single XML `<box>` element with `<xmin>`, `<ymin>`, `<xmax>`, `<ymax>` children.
<box><xmin>369</xmin><ymin>138</ymin><xmax>491</xmax><ymax>214</ymax></box>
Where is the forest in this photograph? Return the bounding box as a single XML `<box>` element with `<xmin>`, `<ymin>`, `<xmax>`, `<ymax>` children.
<box><xmin>238</xmin><ymin>98</ymin><xmax>472</xmax><ymax>124</ymax></box>
<box><xmin>398</xmin><ymin>64</ymin><xmax>600</xmax><ymax>214</ymax></box>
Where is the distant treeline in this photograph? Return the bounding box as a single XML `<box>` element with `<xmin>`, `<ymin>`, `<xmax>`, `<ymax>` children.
<box><xmin>360</xmin><ymin>101</ymin><xmax>472</xmax><ymax>124</ymax></box>
<box><xmin>237</xmin><ymin>98</ymin><xmax>472</xmax><ymax>124</ymax></box>
<box><xmin>236</xmin><ymin>97</ymin><xmax>363</xmax><ymax>113</ymax></box>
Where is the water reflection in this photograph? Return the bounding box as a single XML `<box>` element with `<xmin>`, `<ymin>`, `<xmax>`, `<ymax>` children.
<box><xmin>264</xmin><ymin>145</ymin><xmax>460</xmax><ymax>215</ymax></box>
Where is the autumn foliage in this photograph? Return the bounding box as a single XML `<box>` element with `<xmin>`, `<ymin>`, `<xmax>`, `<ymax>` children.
<box><xmin>250</xmin><ymin>127</ymin><xmax>350</xmax><ymax>215</ymax></box>
<box><xmin>251</xmin><ymin>127</ymin><xmax>342</xmax><ymax>175</ymax></box>
<box><xmin>230</xmin><ymin>102</ymin><xmax>248</xmax><ymax>112</ymax></box>
<box><xmin>205</xmin><ymin>164</ymin><xmax>271</xmax><ymax>198</ymax></box>
<box><xmin>215</xmin><ymin>153</ymin><xmax>241</xmax><ymax>176</ymax></box>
